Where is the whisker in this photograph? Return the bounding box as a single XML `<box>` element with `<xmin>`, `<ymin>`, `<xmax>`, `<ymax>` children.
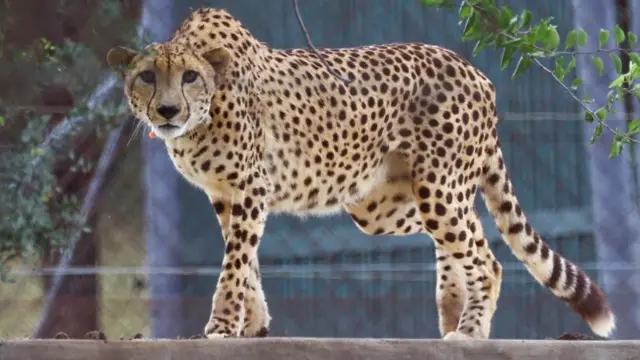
<box><xmin>127</xmin><ymin>120</ymin><xmax>145</xmax><ymax>147</ymax></box>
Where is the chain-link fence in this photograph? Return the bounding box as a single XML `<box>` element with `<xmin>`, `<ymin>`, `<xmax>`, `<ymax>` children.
<box><xmin>1</xmin><ymin>0</ymin><xmax>640</xmax><ymax>341</ymax></box>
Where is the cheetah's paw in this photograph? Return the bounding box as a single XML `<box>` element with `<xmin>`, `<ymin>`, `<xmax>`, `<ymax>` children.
<box><xmin>443</xmin><ymin>331</ymin><xmax>474</xmax><ymax>341</ymax></box>
<box><xmin>205</xmin><ymin>332</ymin><xmax>232</xmax><ymax>339</ymax></box>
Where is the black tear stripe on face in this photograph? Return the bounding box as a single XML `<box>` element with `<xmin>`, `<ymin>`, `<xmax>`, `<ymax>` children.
<box><xmin>196</xmin><ymin>51</ymin><xmax>209</xmax><ymax>94</ymax></box>
<box><xmin>181</xmin><ymin>81</ymin><xmax>192</xmax><ymax>124</ymax></box>
<box><xmin>179</xmin><ymin>58</ymin><xmax>192</xmax><ymax>126</ymax></box>
<box><xmin>192</xmin><ymin>52</ymin><xmax>211</xmax><ymax>125</ymax></box>
<box><xmin>144</xmin><ymin>55</ymin><xmax>159</xmax><ymax>121</ymax></box>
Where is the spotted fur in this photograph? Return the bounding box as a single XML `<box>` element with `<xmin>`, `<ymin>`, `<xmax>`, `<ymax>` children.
<box><xmin>107</xmin><ymin>7</ymin><xmax>615</xmax><ymax>339</ymax></box>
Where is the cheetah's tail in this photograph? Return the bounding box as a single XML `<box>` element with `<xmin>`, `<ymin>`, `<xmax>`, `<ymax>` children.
<box><xmin>480</xmin><ymin>141</ymin><xmax>615</xmax><ymax>338</ymax></box>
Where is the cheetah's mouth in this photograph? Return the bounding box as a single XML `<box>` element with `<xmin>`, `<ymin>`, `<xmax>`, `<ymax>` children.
<box><xmin>151</xmin><ymin>123</ymin><xmax>187</xmax><ymax>140</ymax></box>
<box><xmin>158</xmin><ymin>124</ymin><xmax>179</xmax><ymax>131</ymax></box>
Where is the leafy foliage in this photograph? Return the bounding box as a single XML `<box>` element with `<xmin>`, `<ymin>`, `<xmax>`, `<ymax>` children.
<box><xmin>422</xmin><ymin>0</ymin><xmax>640</xmax><ymax>158</ymax></box>
<box><xmin>0</xmin><ymin>0</ymin><xmax>138</xmax><ymax>277</ymax></box>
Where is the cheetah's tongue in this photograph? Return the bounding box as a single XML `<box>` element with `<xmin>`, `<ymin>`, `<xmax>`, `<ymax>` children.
<box><xmin>148</xmin><ymin>131</ymin><xmax>157</xmax><ymax>139</ymax></box>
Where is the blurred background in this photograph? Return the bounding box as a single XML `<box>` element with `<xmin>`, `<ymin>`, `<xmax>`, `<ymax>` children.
<box><xmin>1</xmin><ymin>0</ymin><xmax>639</xmax><ymax>341</ymax></box>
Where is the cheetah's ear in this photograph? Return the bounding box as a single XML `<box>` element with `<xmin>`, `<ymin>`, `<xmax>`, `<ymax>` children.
<box><xmin>202</xmin><ymin>47</ymin><xmax>230</xmax><ymax>73</ymax></box>
<box><xmin>107</xmin><ymin>46</ymin><xmax>139</xmax><ymax>79</ymax></box>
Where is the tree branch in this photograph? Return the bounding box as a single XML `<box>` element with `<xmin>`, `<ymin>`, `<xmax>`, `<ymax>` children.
<box><xmin>461</xmin><ymin>0</ymin><xmax>640</xmax><ymax>145</ymax></box>
<box><xmin>532</xmin><ymin>57</ymin><xmax>624</xmax><ymax>140</ymax></box>
<box><xmin>29</xmin><ymin>75</ymin><xmax>124</xmax><ymax>169</ymax></box>
<box><xmin>32</xmin><ymin>118</ymin><xmax>133</xmax><ymax>338</ymax></box>
<box><xmin>292</xmin><ymin>0</ymin><xmax>354</xmax><ymax>84</ymax></box>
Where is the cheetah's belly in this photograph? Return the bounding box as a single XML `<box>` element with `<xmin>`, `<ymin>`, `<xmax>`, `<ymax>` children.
<box><xmin>263</xmin><ymin>149</ymin><xmax>407</xmax><ymax>216</ymax></box>
<box><xmin>265</xmin><ymin>164</ymin><xmax>387</xmax><ymax>216</ymax></box>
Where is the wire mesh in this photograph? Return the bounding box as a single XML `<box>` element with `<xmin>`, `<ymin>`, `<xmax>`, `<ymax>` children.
<box><xmin>1</xmin><ymin>0</ymin><xmax>639</xmax><ymax>341</ymax></box>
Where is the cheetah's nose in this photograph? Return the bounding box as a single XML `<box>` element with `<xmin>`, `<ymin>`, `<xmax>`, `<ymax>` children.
<box><xmin>157</xmin><ymin>104</ymin><xmax>181</xmax><ymax>120</ymax></box>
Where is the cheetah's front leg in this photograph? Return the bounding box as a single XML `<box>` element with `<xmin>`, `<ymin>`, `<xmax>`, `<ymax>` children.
<box><xmin>204</xmin><ymin>184</ymin><xmax>268</xmax><ymax>338</ymax></box>
<box><xmin>208</xmin><ymin>195</ymin><xmax>271</xmax><ymax>337</ymax></box>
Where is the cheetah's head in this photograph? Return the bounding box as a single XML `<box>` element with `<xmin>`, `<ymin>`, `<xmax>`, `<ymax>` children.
<box><xmin>107</xmin><ymin>42</ymin><xmax>230</xmax><ymax>140</ymax></box>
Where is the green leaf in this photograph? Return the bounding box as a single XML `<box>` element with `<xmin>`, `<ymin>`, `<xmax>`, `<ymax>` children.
<box><xmin>498</xmin><ymin>6</ymin><xmax>513</xmax><ymax>28</ymax></box>
<box><xmin>508</xmin><ymin>12</ymin><xmax>520</xmax><ymax>28</ymax></box>
<box><xmin>462</xmin><ymin>16</ymin><xmax>479</xmax><ymax>40</ymax></box>
<box><xmin>554</xmin><ymin>57</ymin><xmax>566</xmax><ymax>80</ymax></box>
<box><xmin>591</xmin><ymin>55</ymin><xmax>605</xmax><ymax>76</ymax></box>
<box><xmin>631</xmin><ymin>62</ymin><xmax>640</xmax><ymax>81</ymax></box>
<box><xmin>512</xmin><ymin>54</ymin><xmax>532</xmax><ymax>78</ymax></box>
<box><xmin>534</xmin><ymin>24</ymin><xmax>548</xmax><ymax>44</ymax></box>
<box><xmin>577</xmin><ymin>28</ymin><xmax>587</xmax><ymax>47</ymax></box>
<box><xmin>565</xmin><ymin>29</ymin><xmax>577</xmax><ymax>49</ymax></box>
<box><xmin>421</xmin><ymin>0</ymin><xmax>455</xmax><ymax>7</ymax></box>
<box><xmin>459</xmin><ymin>3</ymin><xmax>473</xmax><ymax>19</ymax></box>
<box><xmin>583</xmin><ymin>94</ymin><xmax>594</xmax><ymax>103</ymax></box>
<box><xmin>590</xmin><ymin>123</ymin><xmax>603</xmax><ymax>144</ymax></box>
<box><xmin>599</xmin><ymin>29</ymin><xmax>610</xmax><ymax>48</ymax></box>
<box><xmin>570</xmin><ymin>77</ymin><xmax>583</xmax><ymax>90</ymax></box>
<box><xmin>566</xmin><ymin>56</ymin><xmax>577</xmax><ymax>72</ymax></box>
<box><xmin>546</xmin><ymin>26</ymin><xmax>560</xmax><ymax>50</ymax></box>
<box><xmin>0</xmin><ymin>116</ymin><xmax>4</xmax><ymax>127</ymax></box>
<box><xmin>500</xmin><ymin>46</ymin><xmax>516</xmax><ymax>70</ymax></box>
<box><xmin>609</xmin><ymin>137</ymin><xmax>623</xmax><ymax>158</ymax></box>
<box><xmin>611</xmin><ymin>53</ymin><xmax>622</xmax><ymax>74</ymax></box>
<box><xmin>585</xmin><ymin>111</ymin><xmax>594</xmax><ymax>122</ymax></box>
<box><xmin>595</xmin><ymin>107</ymin><xmax>608</xmax><ymax>121</ymax></box>
<box><xmin>628</xmin><ymin>119</ymin><xmax>640</xmax><ymax>134</ymax></box>
<box><xmin>519</xmin><ymin>9</ymin><xmax>532</xmax><ymax>28</ymax></box>
<box><xmin>615</xmin><ymin>25</ymin><xmax>626</xmax><ymax>44</ymax></box>
<box><xmin>501</xmin><ymin>38</ymin><xmax>523</xmax><ymax>47</ymax></box>
<box><xmin>609</xmin><ymin>89</ymin><xmax>620</xmax><ymax>101</ymax></box>
<box><xmin>629</xmin><ymin>32</ymin><xmax>638</xmax><ymax>46</ymax></box>
<box><xmin>630</xmin><ymin>52</ymin><xmax>640</xmax><ymax>66</ymax></box>
<box><xmin>609</xmin><ymin>74</ymin><xmax>625</xmax><ymax>88</ymax></box>
<box><xmin>472</xmin><ymin>40</ymin><xmax>490</xmax><ymax>56</ymax></box>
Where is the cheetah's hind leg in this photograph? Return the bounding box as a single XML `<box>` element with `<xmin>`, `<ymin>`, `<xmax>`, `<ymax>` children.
<box><xmin>410</xmin><ymin>171</ymin><xmax>499</xmax><ymax>339</ymax></box>
<box><xmin>239</xmin><ymin>257</ymin><xmax>271</xmax><ymax>337</ymax></box>
<box><xmin>342</xmin><ymin>154</ymin><xmax>469</xmax><ymax>338</ymax></box>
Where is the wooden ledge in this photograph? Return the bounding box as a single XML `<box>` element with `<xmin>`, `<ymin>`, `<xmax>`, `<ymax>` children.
<box><xmin>1</xmin><ymin>338</ymin><xmax>639</xmax><ymax>360</ymax></box>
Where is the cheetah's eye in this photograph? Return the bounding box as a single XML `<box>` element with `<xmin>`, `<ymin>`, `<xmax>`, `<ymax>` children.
<box><xmin>138</xmin><ymin>70</ymin><xmax>156</xmax><ymax>84</ymax></box>
<box><xmin>182</xmin><ymin>70</ymin><xmax>199</xmax><ymax>84</ymax></box>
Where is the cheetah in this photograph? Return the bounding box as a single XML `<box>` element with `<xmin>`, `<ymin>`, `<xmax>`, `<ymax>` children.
<box><xmin>107</xmin><ymin>7</ymin><xmax>615</xmax><ymax>340</ymax></box>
